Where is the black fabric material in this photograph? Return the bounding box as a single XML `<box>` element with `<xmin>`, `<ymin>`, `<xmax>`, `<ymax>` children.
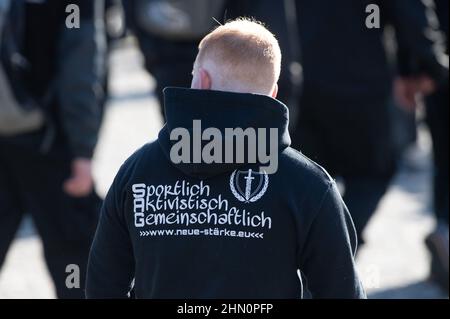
<box><xmin>426</xmin><ymin>86</ymin><xmax>449</xmax><ymax>225</ymax></box>
<box><xmin>389</xmin><ymin>0</ymin><xmax>448</xmax><ymax>84</ymax></box>
<box><xmin>425</xmin><ymin>0</ymin><xmax>448</xmax><ymax>225</ymax></box>
<box><xmin>295</xmin><ymin>0</ymin><xmax>392</xmax><ymax>102</ymax></box>
<box><xmin>0</xmin><ymin>135</ymin><xmax>101</xmax><ymax>299</ymax></box>
<box><xmin>23</xmin><ymin>0</ymin><xmax>96</xmax><ymax>98</ymax></box>
<box><xmin>342</xmin><ymin>176</ymin><xmax>392</xmax><ymax>244</ymax></box>
<box><xmin>6</xmin><ymin>0</ymin><xmax>103</xmax><ymax>159</ymax></box>
<box><xmin>293</xmin><ymin>89</ymin><xmax>397</xmax><ymax>178</ymax></box>
<box><xmin>292</xmin><ymin>91</ymin><xmax>396</xmax><ymax>242</ymax></box>
<box><xmin>86</xmin><ymin>88</ymin><xmax>365</xmax><ymax>299</ymax></box>
<box><xmin>435</xmin><ymin>0</ymin><xmax>449</xmax><ymax>54</ymax></box>
<box><xmin>294</xmin><ymin>0</ymin><xmax>448</xmax><ymax>100</ymax></box>
<box><xmin>293</xmin><ymin>90</ymin><xmax>396</xmax><ymax>243</ymax></box>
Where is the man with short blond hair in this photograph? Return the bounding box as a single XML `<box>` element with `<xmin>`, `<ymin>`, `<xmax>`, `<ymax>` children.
<box><xmin>87</xmin><ymin>18</ymin><xmax>365</xmax><ymax>299</ymax></box>
<box><xmin>194</xmin><ymin>18</ymin><xmax>281</xmax><ymax>95</ymax></box>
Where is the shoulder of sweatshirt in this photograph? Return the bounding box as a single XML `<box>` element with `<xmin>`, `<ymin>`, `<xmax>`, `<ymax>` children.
<box><xmin>275</xmin><ymin>147</ymin><xmax>341</xmax><ymax>232</ymax></box>
<box><xmin>277</xmin><ymin>146</ymin><xmax>335</xmax><ymax>198</ymax></box>
<box><xmin>112</xmin><ymin>140</ymin><xmax>163</xmax><ymax>190</ymax></box>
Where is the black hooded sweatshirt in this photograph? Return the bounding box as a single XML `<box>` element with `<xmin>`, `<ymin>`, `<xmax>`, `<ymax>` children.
<box><xmin>86</xmin><ymin>88</ymin><xmax>366</xmax><ymax>299</ymax></box>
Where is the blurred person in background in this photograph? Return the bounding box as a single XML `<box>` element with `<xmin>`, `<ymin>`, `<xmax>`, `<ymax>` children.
<box><xmin>123</xmin><ymin>0</ymin><xmax>300</xmax><ymax>120</ymax></box>
<box><xmin>292</xmin><ymin>0</ymin><xmax>448</xmax><ymax>247</ymax></box>
<box><xmin>394</xmin><ymin>0</ymin><xmax>449</xmax><ymax>292</ymax></box>
<box><xmin>0</xmin><ymin>0</ymin><xmax>106</xmax><ymax>298</ymax></box>
<box><xmin>99</xmin><ymin>0</ymin><xmax>127</xmax><ymax>118</ymax></box>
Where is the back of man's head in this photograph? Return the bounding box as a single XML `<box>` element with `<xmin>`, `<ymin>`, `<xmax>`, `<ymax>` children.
<box><xmin>191</xmin><ymin>18</ymin><xmax>282</xmax><ymax>97</ymax></box>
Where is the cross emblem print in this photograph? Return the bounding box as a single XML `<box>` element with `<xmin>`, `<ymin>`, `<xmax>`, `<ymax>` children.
<box><xmin>229</xmin><ymin>169</ymin><xmax>269</xmax><ymax>203</ymax></box>
<box><xmin>244</xmin><ymin>169</ymin><xmax>256</xmax><ymax>201</ymax></box>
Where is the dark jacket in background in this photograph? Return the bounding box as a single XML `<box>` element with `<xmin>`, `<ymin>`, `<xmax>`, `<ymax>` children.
<box><xmin>293</xmin><ymin>0</ymin><xmax>448</xmax><ymax>174</ymax></box>
<box><xmin>425</xmin><ymin>0</ymin><xmax>449</xmax><ymax>225</ymax></box>
<box><xmin>296</xmin><ymin>0</ymin><xmax>447</xmax><ymax>103</ymax></box>
<box><xmin>0</xmin><ymin>0</ymin><xmax>106</xmax><ymax>298</ymax></box>
<box><xmin>292</xmin><ymin>0</ymin><xmax>448</xmax><ymax>244</ymax></box>
<box><xmin>392</xmin><ymin>0</ymin><xmax>448</xmax><ymax>84</ymax></box>
<box><xmin>435</xmin><ymin>0</ymin><xmax>449</xmax><ymax>49</ymax></box>
<box><xmin>13</xmin><ymin>0</ymin><xmax>106</xmax><ymax>159</ymax></box>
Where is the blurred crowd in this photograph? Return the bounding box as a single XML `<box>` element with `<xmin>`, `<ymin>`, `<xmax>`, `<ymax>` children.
<box><xmin>0</xmin><ymin>0</ymin><xmax>448</xmax><ymax>298</ymax></box>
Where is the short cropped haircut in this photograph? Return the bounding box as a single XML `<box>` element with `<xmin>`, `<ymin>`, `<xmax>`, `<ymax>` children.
<box><xmin>195</xmin><ymin>18</ymin><xmax>282</xmax><ymax>94</ymax></box>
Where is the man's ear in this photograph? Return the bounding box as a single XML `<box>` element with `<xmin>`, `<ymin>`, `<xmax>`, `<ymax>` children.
<box><xmin>271</xmin><ymin>84</ymin><xmax>278</xmax><ymax>99</ymax></box>
<box><xmin>199</xmin><ymin>68</ymin><xmax>212</xmax><ymax>90</ymax></box>
<box><xmin>191</xmin><ymin>67</ymin><xmax>212</xmax><ymax>90</ymax></box>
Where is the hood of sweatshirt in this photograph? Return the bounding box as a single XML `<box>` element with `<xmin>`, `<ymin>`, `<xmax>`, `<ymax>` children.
<box><xmin>158</xmin><ymin>87</ymin><xmax>291</xmax><ymax>179</ymax></box>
